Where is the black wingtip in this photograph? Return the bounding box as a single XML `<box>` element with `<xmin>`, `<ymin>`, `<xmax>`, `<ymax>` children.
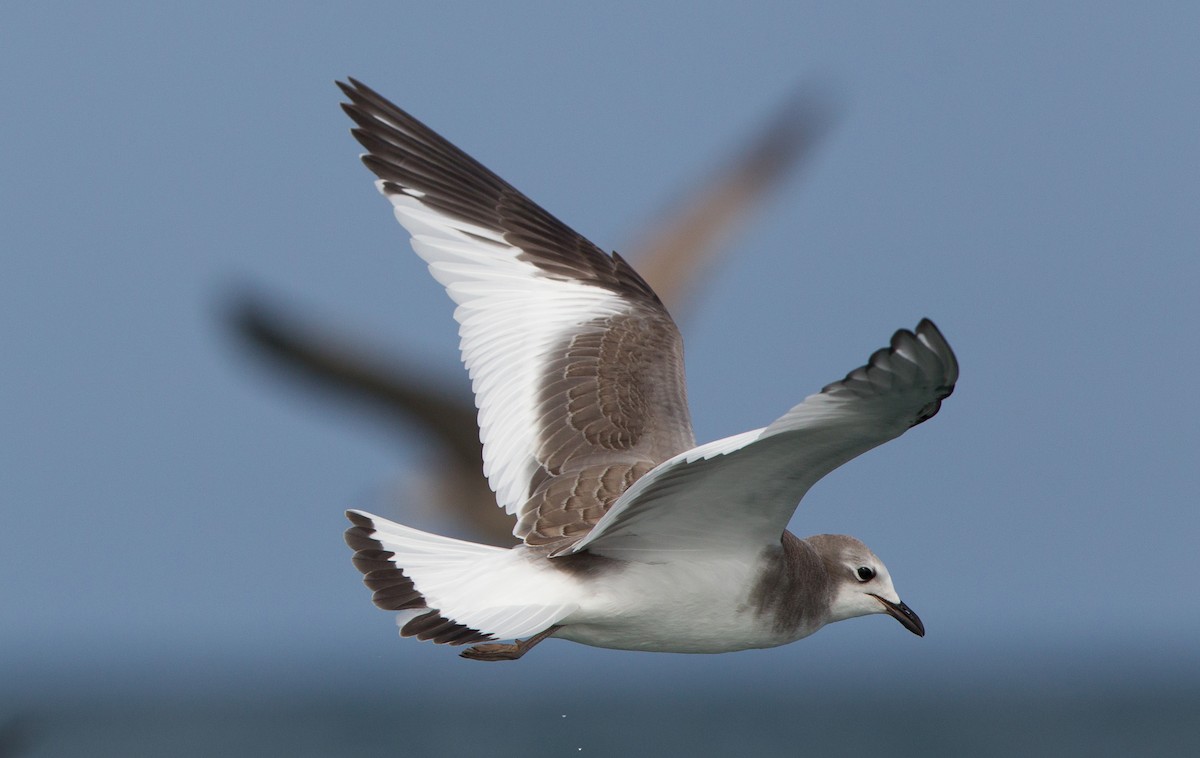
<box><xmin>912</xmin><ymin>318</ymin><xmax>959</xmax><ymax>386</ymax></box>
<box><xmin>338</xmin><ymin>77</ymin><xmax>367</xmax><ymax>96</ymax></box>
<box><xmin>335</xmin><ymin>79</ymin><xmax>358</xmax><ymax>103</ymax></box>
<box><xmin>818</xmin><ymin>317</ymin><xmax>959</xmax><ymax>430</ymax></box>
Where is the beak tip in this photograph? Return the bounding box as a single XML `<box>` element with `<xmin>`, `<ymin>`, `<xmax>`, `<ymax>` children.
<box><xmin>872</xmin><ymin>594</ymin><xmax>925</xmax><ymax>637</ymax></box>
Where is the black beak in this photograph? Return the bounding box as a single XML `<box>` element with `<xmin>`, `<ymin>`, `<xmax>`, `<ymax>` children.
<box><xmin>870</xmin><ymin>594</ymin><xmax>925</xmax><ymax>637</ymax></box>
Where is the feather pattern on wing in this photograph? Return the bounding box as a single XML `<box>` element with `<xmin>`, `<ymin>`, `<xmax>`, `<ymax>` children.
<box><xmin>339</xmin><ymin>79</ymin><xmax>695</xmax><ymax>552</ymax></box>
<box><xmin>567</xmin><ymin>319</ymin><xmax>958</xmax><ymax>559</ymax></box>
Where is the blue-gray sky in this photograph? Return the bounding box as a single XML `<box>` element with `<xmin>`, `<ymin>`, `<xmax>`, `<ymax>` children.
<box><xmin>3</xmin><ymin>1</ymin><xmax>1198</xmax><ymax>705</ymax></box>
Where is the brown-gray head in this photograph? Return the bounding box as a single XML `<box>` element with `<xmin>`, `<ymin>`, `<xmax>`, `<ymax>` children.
<box><xmin>806</xmin><ymin>534</ymin><xmax>924</xmax><ymax>636</ymax></box>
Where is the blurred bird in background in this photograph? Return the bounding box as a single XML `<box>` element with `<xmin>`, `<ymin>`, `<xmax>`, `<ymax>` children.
<box><xmin>225</xmin><ymin>87</ymin><xmax>835</xmax><ymax>546</ymax></box>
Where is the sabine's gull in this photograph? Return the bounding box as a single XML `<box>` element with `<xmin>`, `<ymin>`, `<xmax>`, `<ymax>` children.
<box><xmin>338</xmin><ymin>79</ymin><xmax>957</xmax><ymax>661</ymax></box>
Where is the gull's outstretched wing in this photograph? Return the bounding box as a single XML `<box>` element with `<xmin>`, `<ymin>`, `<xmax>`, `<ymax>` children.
<box><xmin>340</xmin><ymin>79</ymin><xmax>696</xmax><ymax>552</ymax></box>
<box><xmin>567</xmin><ymin>319</ymin><xmax>958</xmax><ymax>559</ymax></box>
<box><xmin>229</xmin><ymin>88</ymin><xmax>829</xmax><ymax>546</ymax></box>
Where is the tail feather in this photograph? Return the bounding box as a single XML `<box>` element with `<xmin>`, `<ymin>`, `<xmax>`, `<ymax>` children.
<box><xmin>364</xmin><ymin>569</ymin><xmax>424</xmax><ymax>611</ymax></box>
<box><xmin>344</xmin><ymin>510</ymin><xmax>577</xmax><ymax>646</ymax></box>
<box><xmin>401</xmin><ymin>609</ymin><xmax>492</xmax><ymax>644</ymax></box>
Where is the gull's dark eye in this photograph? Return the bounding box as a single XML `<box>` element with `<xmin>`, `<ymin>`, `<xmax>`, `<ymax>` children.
<box><xmin>856</xmin><ymin>566</ymin><xmax>875</xmax><ymax>582</ymax></box>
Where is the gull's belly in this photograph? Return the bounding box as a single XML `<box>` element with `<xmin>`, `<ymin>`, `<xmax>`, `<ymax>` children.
<box><xmin>555</xmin><ymin>557</ymin><xmax>811</xmax><ymax>653</ymax></box>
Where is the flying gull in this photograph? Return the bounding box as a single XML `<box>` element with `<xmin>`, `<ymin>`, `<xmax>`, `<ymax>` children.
<box><xmin>339</xmin><ymin>79</ymin><xmax>957</xmax><ymax>660</ymax></box>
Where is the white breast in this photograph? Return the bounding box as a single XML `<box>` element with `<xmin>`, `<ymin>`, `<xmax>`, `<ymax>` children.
<box><xmin>557</xmin><ymin>556</ymin><xmax>819</xmax><ymax>653</ymax></box>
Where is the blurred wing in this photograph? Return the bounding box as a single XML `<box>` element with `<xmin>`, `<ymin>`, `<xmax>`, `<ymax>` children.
<box><xmin>227</xmin><ymin>290</ymin><xmax>518</xmax><ymax>544</ymax></box>
<box><xmin>340</xmin><ymin>80</ymin><xmax>696</xmax><ymax>552</ymax></box>
<box><xmin>630</xmin><ymin>86</ymin><xmax>834</xmax><ymax>316</ymax></box>
<box><xmin>566</xmin><ymin>320</ymin><xmax>958</xmax><ymax>559</ymax></box>
<box><xmin>227</xmin><ymin>291</ymin><xmax>482</xmax><ymax>467</ymax></box>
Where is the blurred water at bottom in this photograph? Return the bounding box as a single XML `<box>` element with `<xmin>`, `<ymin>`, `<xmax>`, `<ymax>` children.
<box><xmin>7</xmin><ymin>681</ymin><xmax>1197</xmax><ymax>757</ymax></box>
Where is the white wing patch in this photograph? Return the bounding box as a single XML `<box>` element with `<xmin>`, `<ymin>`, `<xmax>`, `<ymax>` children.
<box><xmin>381</xmin><ymin>188</ymin><xmax>630</xmax><ymax>517</ymax></box>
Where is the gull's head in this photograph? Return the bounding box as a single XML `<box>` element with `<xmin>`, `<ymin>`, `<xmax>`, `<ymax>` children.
<box><xmin>807</xmin><ymin>534</ymin><xmax>924</xmax><ymax>637</ymax></box>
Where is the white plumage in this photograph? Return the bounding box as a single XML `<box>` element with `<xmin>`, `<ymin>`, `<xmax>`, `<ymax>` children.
<box><xmin>338</xmin><ymin>79</ymin><xmax>954</xmax><ymax>659</ymax></box>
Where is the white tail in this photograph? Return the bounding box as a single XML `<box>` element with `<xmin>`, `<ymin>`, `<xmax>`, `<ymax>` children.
<box><xmin>344</xmin><ymin>510</ymin><xmax>577</xmax><ymax>643</ymax></box>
